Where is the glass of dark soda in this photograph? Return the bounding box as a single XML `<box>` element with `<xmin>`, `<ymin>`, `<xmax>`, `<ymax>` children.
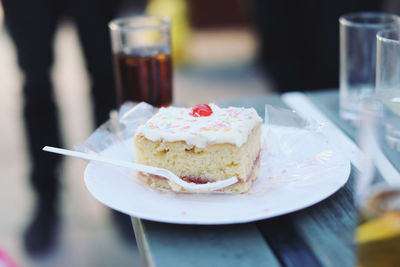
<box><xmin>109</xmin><ymin>16</ymin><xmax>173</xmax><ymax>107</ymax></box>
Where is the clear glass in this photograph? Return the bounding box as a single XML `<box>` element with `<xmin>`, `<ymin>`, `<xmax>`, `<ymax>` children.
<box><xmin>109</xmin><ymin>16</ymin><xmax>173</xmax><ymax>107</ymax></box>
<box><xmin>339</xmin><ymin>12</ymin><xmax>400</xmax><ymax>123</ymax></box>
<box><xmin>355</xmin><ymin>98</ymin><xmax>400</xmax><ymax>266</ymax></box>
<box><xmin>376</xmin><ymin>29</ymin><xmax>400</xmax><ymax>151</ymax></box>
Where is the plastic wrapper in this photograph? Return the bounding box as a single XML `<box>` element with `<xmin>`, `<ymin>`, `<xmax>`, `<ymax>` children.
<box><xmin>77</xmin><ymin>102</ymin><xmax>345</xmax><ymax>194</ymax></box>
<box><xmin>260</xmin><ymin>105</ymin><xmax>340</xmax><ymax>191</ymax></box>
<box><xmin>77</xmin><ymin>102</ymin><xmax>350</xmax><ymax>222</ymax></box>
<box><xmin>76</xmin><ymin>102</ymin><xmax>155</xmax><ymax>159</ymax></box>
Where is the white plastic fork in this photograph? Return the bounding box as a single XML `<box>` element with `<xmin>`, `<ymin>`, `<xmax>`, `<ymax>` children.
<box><xmin>43</xmin><ymin>146</ymin><xmax>238</xmax><ymax>192</ymax></box>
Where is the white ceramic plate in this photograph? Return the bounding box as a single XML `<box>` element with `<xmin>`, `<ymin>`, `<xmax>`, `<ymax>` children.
<box><xmin>84</xmin><ymin>125</ymin><xmax>350</xmax><ymax>225</ymax></box>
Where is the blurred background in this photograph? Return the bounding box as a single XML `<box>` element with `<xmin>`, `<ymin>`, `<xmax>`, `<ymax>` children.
<box><xmin>0</xmin><ymin>0</ymin><xmax>268</xmax><ymax>266</ymax></box>
<box><xmin>0</xmin><ymin>0</ymin><xmax>397</xmax><ymax>266</ymax></box>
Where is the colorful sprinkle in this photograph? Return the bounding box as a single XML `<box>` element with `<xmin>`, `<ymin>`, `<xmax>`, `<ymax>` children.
<box><xmin>135</xmin><ymin>104</ymin><xmax>262</xmax><ymax>148</ymax></box>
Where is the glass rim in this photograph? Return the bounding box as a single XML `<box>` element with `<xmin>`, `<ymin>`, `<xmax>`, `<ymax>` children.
<box><xmin>339</xmin><ymin>12</ymin><xmax>400</xmax><ymax>28</ymax></box>
<box><xmin>108</xmin><ymin>16</ymin><xmax>170</xmax><ymax>31</ymax></box>
<box><xmin>377</xmin><ymin>28</ymin><xmax>400</xmax><ymax>44</ymax></box>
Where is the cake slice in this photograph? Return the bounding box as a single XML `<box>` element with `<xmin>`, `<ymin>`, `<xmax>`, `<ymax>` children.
<box><xmin>134</xmin><ymin>104</ymin><xmax>262</xmax><ymax>193</ymax></box>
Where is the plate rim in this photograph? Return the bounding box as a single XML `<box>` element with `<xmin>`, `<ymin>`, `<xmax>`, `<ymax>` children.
<box><xmin>84</xmin><ymin>126</ymin><xmax>351</xmax><ymax>225</ymax></box>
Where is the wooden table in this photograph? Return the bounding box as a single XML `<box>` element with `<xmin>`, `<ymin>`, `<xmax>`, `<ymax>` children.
<box><xmin>130</xmin><ymin>90</ymin><xmax>400</xmax><ymax>267</ymax></box>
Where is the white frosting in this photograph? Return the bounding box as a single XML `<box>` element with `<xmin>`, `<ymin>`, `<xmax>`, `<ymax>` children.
<box><xmin>135</xmin><ymin>104</ymin><xmax>262</xmax><ymax>148</ymax></box>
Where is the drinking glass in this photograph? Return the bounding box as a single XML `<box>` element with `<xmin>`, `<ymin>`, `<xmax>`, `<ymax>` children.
<box><xmin>339</xmin><ymin>12</ymin><xmax>400</xmax><ymax>123</ymax></box>
<box><xmin>376</xmin><ymin>29</ymin><xmax>400</xmax><ymax>151</ymax></box>
<box><xmin>355</xmin><ymin>98</ymin><xmax>400</xmax><ymax>266</ymax></box>
<box><xmin>109</xmin><ymin>16</ymin><xmax>173</xmax><ymax>107</ymax></box>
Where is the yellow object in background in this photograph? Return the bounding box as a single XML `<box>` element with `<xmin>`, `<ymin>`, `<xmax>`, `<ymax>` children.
<box><xmin>356</xmin><ymin>212</ymin><xmax>400</xmax><ymax>244</ymax></box>
<box><xmin>146</xmin><ymin>0</ymin><xmax>190</xmax><ymax>66</ymax></box>
<box><xmin>356</xmin><ymin>211</ymin><xmax>400</xmax><ymax>267</ymax></box>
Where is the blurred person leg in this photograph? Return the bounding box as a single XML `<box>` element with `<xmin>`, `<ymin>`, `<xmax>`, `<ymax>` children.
<box><xmin>67</xmin><ymin>0</ymin><xmax>119</xmax><ymax>126</ymax></box>
<box><xmin>251</xmin><ymin>0</ymin><xmax>383</xmax><ymax>92</ymax></box>
<box><xmin>2</xmin><ymin>0</ymin><xmax>63</xmax><ymax>255</ymax></box>
<box><xmin>67</xmin><ymin>0</ymin><xmax>136</xmax><ymax>244</ymax></box>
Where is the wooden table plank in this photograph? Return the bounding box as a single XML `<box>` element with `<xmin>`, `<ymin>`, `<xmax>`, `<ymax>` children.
<box><xmin>256</xmin><ymin>217</ymin><xmax>322</xmax><ymax>267</ymax></box>
<box><xmin>289</xmin><ymin>168</ymin><xmax>357</xmax><ymax>267</ymax></box>
<box><xmin>135</xmin><ymin>220</ymin><xmax>281</xmax><ymax>267</ymax></box>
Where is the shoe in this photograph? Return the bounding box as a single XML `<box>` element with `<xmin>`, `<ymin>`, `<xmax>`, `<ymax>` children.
<box><xmin>24</xmin><ymin>202</ymin><xmax>59</xmax><ymax>256</ymax></box>
<box><xmin>111</xmin><ymin>210</ymin><xmax>136</xmax><ymax>245</ymax></box>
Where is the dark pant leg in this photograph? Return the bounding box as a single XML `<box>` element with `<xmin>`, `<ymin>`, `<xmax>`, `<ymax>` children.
<box><xmin>251</xmin><ymin>0</ymin><xmax>299</xmax><ymax>92</ymax></box>
<box><xmin>67</xmin><ymin>0</ymin><xmax>121</xmax><ymax>127</ymax></box>
<box><xmin>3</xmin><ymin>0</ymin><xmax>62</xmax><ymax>203</ymax></box>
<box><xmin>68</xmin><ymin>1</ymin><xmax>136</xmax><ymax>244</ymax></box>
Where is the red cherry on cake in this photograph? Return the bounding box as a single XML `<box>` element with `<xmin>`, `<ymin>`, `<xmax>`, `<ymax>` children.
<box><xmin>190</xmin><ymin>104</ymin><xmax>213</xmax><ymax>117</ymax></box>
